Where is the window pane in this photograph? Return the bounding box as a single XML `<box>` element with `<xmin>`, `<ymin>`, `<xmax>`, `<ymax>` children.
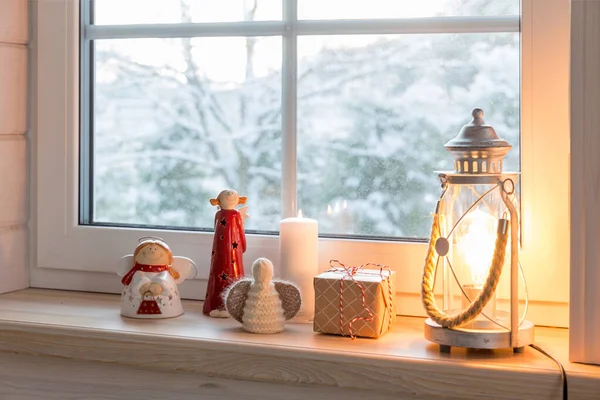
<box><xmin>299</xmin><ymin>0</ymin><xmax>519</xmax><ymax>20</ymax></box>
<box><xmin>93</xmin><ymin>0</ymin><xmax>282</xmax><ymax>24</ymax></box>
<box><xmin>93</xmin><ymin>37</ymin><xmax>282</xmax><ymax>231</ymax></box>
<box><xmin>297</xmin><ymin>33</ymin><xmax>519</xmax><ymax>238</ymax></box>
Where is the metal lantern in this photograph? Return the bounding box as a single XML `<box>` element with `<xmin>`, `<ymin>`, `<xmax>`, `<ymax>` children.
<box><xmin>421</xmin><ymin>108</ymin><xmax>534</xmax><ymax>353</ymax></box>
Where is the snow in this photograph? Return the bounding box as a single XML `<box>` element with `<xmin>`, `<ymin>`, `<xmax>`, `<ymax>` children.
<box><xmin>92</xmin><ymin>0</ymin><xmax>520</xmax><ymax>239</ymax></box>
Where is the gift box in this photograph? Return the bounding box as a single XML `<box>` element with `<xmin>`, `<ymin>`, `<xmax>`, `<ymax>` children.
<box><xmin>313</xmin><ymin>263</ymin><xmax>396</xmax><ymax>339</ymax></box>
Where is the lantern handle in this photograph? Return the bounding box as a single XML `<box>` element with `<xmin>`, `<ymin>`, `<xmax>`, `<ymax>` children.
<box><xmin>421</xmin><ymin>213</ymin><xmax>509</xmax><ymax>329</ymax></box>
<box><xmin>501</xmin><ymin>177</ymin><xmax>516</xmax><ymax>195</ymax></box>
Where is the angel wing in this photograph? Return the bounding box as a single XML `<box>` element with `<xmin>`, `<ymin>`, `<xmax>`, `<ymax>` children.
<box><xmin>238</xmin><ymin>206</ymin><xmax>249</xmax><ymax>222</ymax></box>
<box><xmin>171</xmin><ymin>256</ymin><xmax>198</xmax><ymax>285</ymax></box>
<box><xmin>116</xmin><ymin>255</ymin><xmax>134</xmax><ymax>277</ymax></box>
<box><xmin>224</xmin><ymin>278</ymin><xmax>252</xmax><ymax>323</ymax></box>
<box><xmin>273</xmin><ymin>280</ymin><xmax>302</xmax><ymax>320</ymax></box>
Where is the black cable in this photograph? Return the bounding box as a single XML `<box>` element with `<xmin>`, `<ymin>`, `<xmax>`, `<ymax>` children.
<box><xmin>529</xmin><ymin>343</ymin><xmax>568</xmax><ymax>400</ymax></box>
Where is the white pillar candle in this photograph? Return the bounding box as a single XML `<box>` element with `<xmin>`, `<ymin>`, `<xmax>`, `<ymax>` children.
<box><xmin>279</xmin><ymin>211</ymin><xmax>318</xmax><ymax>318</ymax></box>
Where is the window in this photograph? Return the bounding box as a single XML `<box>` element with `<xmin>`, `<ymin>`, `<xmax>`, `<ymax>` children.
<box><xmin>33</xmin><ymin>0</ymin><xmax>569</xmax><ymax>326</ymax></box>
<box><xmin>85</xmin><ymin>0</ymin><xmax>520</xmax><ymax>240</ymax></box>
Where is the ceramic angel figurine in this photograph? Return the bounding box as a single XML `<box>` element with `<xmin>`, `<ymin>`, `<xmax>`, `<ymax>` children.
<box><xmin>117</xmin><ymin>237</ymin><xmax>197</xmax><ymax>319</ymax></box>
<box><xmin>204</xmin><ymin>189</ymin><xmax>249</xmax><ymax>317</ymax></box>
<box><xmin>224</xmin><ymin>258</ymin><xmax>301</xmax><ymax>333</ymax></box>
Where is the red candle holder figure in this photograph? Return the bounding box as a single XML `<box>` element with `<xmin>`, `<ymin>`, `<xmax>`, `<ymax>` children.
<box><xmin>204</xmin><ymin>189</ymin><xmax>248</xmax><ymax>317</ymax></box>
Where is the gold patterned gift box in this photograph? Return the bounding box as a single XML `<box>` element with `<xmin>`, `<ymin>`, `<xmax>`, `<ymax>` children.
<box><xmin>313</xmin><ymin>264</ymin><xmax>396</xmax><ymax>339</ymax></box>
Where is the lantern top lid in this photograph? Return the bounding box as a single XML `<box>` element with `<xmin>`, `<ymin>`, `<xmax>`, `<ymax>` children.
<box><xmin>444</xmin><ymin>108</ymin><xmax>512</xmax><ymax>174</ymax></box>
<box><xmin>445</xmin><ymin>108</ymin><xmax>511</xmax><ymax>149</ymax></box>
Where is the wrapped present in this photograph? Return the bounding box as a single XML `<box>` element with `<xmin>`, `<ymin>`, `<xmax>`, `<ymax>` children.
<box><xmin>313</xmin><ymin>260</ymin><xmax>396</xmax><ymax>339</ymax></box>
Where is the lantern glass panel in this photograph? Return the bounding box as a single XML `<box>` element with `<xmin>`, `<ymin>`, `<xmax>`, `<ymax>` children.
<box><xmin>437</xmin><ymin>175</ymin><xmax>518</xmax><ymax>328</ymax></box>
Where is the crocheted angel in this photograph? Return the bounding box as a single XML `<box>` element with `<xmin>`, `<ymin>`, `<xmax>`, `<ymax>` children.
<box><xmin>224</xmin><ymin>258</ymin><xmax>301</xmax><ymax>334</ymax></box>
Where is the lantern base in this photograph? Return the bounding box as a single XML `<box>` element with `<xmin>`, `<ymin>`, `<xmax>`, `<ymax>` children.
<box><xmin>424</xmin><ymin>318</ymin><xmax>535</xmax><ymax>351</ymax></box>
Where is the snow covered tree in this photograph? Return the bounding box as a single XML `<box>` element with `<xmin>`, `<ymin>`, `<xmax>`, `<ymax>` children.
<box><xmin>93</xmin><ymin>0</ymin><xmax>520</xmax><ymax>238</ymax></box>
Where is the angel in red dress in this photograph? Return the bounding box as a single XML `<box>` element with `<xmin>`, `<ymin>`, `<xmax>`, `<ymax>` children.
<box><xmin>204</xmin><ymin>189</ymin><xmax>248</xmax><ymax>317</ymax></box>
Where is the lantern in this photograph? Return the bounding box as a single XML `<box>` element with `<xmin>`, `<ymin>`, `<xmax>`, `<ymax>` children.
<box><xmin>421</xmin><ymin>108</ymin><xmax>534</xmax><ymax>353</ymax></box>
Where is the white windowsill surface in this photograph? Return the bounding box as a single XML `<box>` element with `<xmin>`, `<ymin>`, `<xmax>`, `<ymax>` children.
<box><xmin>0</xmin><ymin>289</ymin><xmax>597</xmax><ymax>400</ymax></box>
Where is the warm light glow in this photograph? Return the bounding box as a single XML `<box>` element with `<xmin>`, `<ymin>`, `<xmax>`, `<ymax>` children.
<box><xmin>326</xmin><ymin>204</ymin><xmax>332</xmax><ymax>215</ymax></box>
<box><xmin>461</xmin><ymin>209</ymin><xmax>497</xmax><ymax>287</ymax></box>
<box><xmin>334</xmin><ymin>201</ymin><xmax>340</xmax><ymax>213</ymax></box>
<box><xmin>298</xmin><ymin>209</ymin><xmax>303</xmax><ymax>218</ymax></box>
<box><xmin>342</xmin><ymin>200</ymin><xmax>348</xmax><ymax>209</ymax></box>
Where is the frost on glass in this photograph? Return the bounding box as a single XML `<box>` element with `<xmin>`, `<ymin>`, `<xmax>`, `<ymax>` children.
<box><xmin>299</xmin><ymin>0</ymin><xmax>519</xmax><ymax>20</ymax></box>
<box><xmin>93</xmin><ymin>36</ymin><xmax>282</xmax><ymax>231</ymax></box>
<box><xmin>297</xmin><ymin>33</ymin><xmax>519</xmax><ymax>238</ymax></box>
<box><xmin>93</xmin><ymin>0</ymin><xmax>281</xmax><ymax>24</ymax></box>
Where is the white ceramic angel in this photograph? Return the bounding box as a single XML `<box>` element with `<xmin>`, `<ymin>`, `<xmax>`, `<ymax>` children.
<box><xmin>117</xmin><ymin>237</ymin><xmax>197</xmax><ymax>319</ymax></box>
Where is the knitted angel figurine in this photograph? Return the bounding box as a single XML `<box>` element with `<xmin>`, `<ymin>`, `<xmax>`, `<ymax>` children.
<box><xmin>224</xmin><ymin>258</ymin><xmax>302</xmax><ymax>334</ymax></box>
<box><xmin>204</xmin><ymin>189</ymin><xmax>248</xmax><ymax>317</ymax></box>
<box><xmin>117</xmin><ymin>237</ymin><xmax>197</xmax><ymax>319</ymax></box>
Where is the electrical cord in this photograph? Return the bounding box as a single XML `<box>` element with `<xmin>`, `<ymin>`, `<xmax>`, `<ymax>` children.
<box><xmin>529</xmin><ymin>343</ymin><xmax>568</xmax><ymax>400</ymax></box>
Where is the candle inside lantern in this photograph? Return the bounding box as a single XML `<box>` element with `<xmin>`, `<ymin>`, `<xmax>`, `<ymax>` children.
<box><xmin>460</xmin><ymin>209</ymin><xmax>497</xmax><ymax>319</ymax></box>
<box><xmin>279</xmin><ymin>210</ymin><xmax>318</xmax><ymax>318</ymax></box>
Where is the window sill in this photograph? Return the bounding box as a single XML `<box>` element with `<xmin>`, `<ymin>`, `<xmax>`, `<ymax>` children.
<box><xmin>0</xmin><ymin>289</ymin><xmax>596</xmax><ymax>400</ymax></box>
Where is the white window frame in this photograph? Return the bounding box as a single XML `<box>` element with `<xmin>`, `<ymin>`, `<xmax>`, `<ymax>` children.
<box><xmin>31</xmin><ymin>0</ymin><xmax>570</xmax><ymax>326</ymax></box>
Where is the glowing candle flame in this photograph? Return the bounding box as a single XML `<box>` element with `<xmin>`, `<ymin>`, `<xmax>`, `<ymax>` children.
<box><xmin>298</xmin><ymin>209</ymin><xmax>303</xmax><ymax>218</ymax></box>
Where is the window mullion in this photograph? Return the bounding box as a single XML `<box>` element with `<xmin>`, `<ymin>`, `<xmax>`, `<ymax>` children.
<box><xmin>85</xmin><ymin>21</ymin><xmax>286</xmax><ymax>40</ymax></box>
<box><xmin>84</xmin><ymin>16</ymin><xmax>519</xmax><ymax>41</ymax></box>
<box><xmin>281</xmin><ymin>0</ymin><xmax>298</xmax><ymax>219</ymax></box>
<box><xmin>296</xmin><ymin>15</ymin><xmax>519</xmax><ymax>35</ymax></box>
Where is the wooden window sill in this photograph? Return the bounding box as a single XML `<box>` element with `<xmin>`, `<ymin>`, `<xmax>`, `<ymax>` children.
<box><xmin>0</xmin><ymin>289</ymin><xmax>597</xmax><ymax>399</ymax></box>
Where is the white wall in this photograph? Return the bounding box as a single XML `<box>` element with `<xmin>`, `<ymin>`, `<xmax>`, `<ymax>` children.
<box><xmin>0</xmin><ymin>0</ymin><xmax>29</xmax><ymax>293</ymax></box>
<box><xmin>570</xmin><ymin>0</ymin><xmax>600</xmax><ymax>365</ymax></box>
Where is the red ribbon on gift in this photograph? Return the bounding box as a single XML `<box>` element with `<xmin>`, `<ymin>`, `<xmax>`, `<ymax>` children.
<box><xmin>328</xmin><ymin>259</ymin><xmax>394</xmax><ymax>340</ymax></box>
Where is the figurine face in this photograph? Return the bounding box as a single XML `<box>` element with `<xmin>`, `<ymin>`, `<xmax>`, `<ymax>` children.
<box><xmin>136</xmin><ymin>243</ymin><xmax>170</xmax><ymax>265</ymax></box>
<box><xmin>218</xmin><ymin>189</ymin><xmax>241</xmax><ymax>210</ymax></box>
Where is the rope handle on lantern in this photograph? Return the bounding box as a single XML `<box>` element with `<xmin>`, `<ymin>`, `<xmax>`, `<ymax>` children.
<box><xmin>421</xmin><ymin>207</ymin><xmax>510</xmax><ymax>329</ymax></box>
